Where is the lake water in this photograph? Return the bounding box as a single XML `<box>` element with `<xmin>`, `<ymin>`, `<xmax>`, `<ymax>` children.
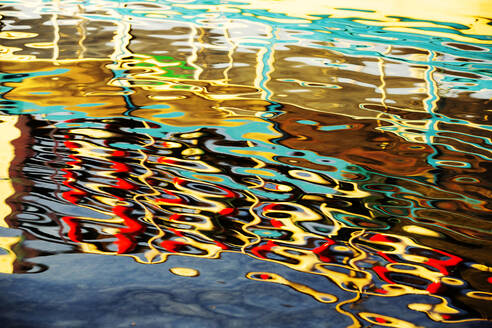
<box><xmin>0</xmin><ymin>1</ymin><xmax>491</xmax><ymax>327</ymax></box>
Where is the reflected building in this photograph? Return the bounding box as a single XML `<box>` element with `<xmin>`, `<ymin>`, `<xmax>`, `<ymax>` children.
<box><xmin>1</xmin><ymin>60</ymin><xmax>491</xmax><ymax>321</ymax></box>
<box><xmin>1</xmin><ymin>1</ymin><xmax>492</xmax><ymax>324</ymax></box>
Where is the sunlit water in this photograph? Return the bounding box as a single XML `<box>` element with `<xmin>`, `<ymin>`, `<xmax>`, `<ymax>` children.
<box><xmin>0</xmin><ymin>0</ymin><xmax>491</xmax><ymax>327</ymax></box>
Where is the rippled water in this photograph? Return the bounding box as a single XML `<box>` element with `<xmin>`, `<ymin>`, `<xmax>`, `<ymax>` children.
<box><xmin>0</xmin><ymin>0</ymin><xmax>491</xmax><ymax>327</ymax></box>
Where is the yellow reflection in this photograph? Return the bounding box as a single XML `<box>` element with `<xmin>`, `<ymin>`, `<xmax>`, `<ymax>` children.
<box><xmin>0</xmin><ymin>236</ymin><xmax>21</xmax><ymax>274</ymax></box>
<box><xmin>0</xmin><ymin>31</ymin><xmax>38</xmax><ymax>39</ymax></box>
<box><xmin>402</xmin><ymin>225</ymin><xmax>441</xmax><ymax>237</ymax></box>
<box><xmin>194</xmin><ymin>0</ymin><xmax>492</xmax><ymax>40</ymax></box>
<box><xmin>467</xmin><ymin>291</ymin><xmax>492</xmax><ymax>301</ymax></box>
<box><xmin>25</xmin><ymin>42</ymin><xmax>55</xmax><ymax>49</ymax></box>
<box><xmin>359</xmin><ymin>312</ymin><xmax>422</xmax><ymax>328</ymax></box>
<box><xmin>247</xmin><ymin>272</ymin><xmax>337</xmax><ymax>303</ymax></box>
<box><xmin>170</xmin><ymin>267</ymin><xmax>200</xmax><ymax>277</ymax></box>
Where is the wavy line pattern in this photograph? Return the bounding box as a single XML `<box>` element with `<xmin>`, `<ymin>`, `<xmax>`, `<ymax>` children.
<box><xmin>0</xmin><ymin>0</ymin><xmax>491</xmax><ymax>327</ymax></box>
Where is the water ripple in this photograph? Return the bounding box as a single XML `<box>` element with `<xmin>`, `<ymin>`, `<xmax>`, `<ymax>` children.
<box><xmin>0</xmin><ymin>0</ymin><xmax>491</xmax><ymax>326</ymax></box>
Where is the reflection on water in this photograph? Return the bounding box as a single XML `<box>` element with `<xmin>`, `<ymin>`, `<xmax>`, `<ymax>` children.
<box><xmin>0</xmin><ymin>0</ymin><xmax>491</xmax><ymax>326</ymax></box>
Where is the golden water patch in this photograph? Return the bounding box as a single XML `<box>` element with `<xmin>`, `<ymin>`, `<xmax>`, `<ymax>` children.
<box><xmin>169</xmin><ymin>267</ymin><xmax>200</xmax><ymax>277</ymax></box>
<box><xmin>0</xmin><ymin>31</ymin><xmax>38</xmax><ymax>39</ymax></box>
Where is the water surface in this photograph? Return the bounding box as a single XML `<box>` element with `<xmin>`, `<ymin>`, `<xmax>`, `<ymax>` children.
<box><xmin>0</xmin><ymin>1</ymin><xmax>491</xmax><ymax>327</ymax></box>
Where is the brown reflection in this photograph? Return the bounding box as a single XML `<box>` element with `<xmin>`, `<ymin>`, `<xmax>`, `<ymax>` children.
<box><xmin>271</xmin><ymin>104</ymin><xmax>436</xmax><ymax>177</ymax></box>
